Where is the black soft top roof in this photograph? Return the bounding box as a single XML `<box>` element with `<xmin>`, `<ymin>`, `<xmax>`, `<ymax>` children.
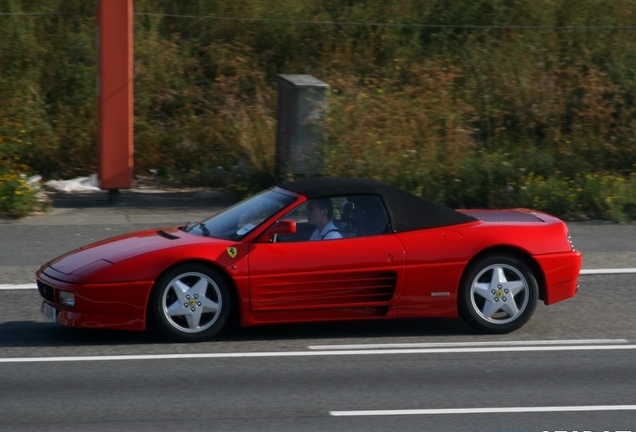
<box><xmin>278</xmin><ymin>178</ymin><xmax>476</xmax><ymax>232</ymax></box>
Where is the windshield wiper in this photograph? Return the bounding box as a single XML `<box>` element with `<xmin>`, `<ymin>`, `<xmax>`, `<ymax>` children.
<box><xmin>183</xmin><ymin>221</ymin><xmax>211</xmax><ymax>237</ymax></box>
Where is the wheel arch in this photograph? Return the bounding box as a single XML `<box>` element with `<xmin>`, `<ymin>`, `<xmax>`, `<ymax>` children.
<box><xmin>461</xmin><ymin>246</ymin><xmax>546</xmax><ymax>302</ymax></box>
<box><xmin>146</xmin><ymin>259</ymin><xmax>242</xmax><ymax>329</ymax></box>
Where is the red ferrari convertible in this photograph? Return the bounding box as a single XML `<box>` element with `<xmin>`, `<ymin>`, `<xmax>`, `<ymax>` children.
<box><xmin>37</xmin><ymin>178</ymin><xmax>581</xmax><ymax>341</ymax></box>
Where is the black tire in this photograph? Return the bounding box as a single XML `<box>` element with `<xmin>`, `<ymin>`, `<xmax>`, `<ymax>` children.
<box><xmin>149</xmin><ymin>263</ymin><xmax>231</xmax><ymax>342</ymax></box>
<box><xmin>458</xmin><ymin>254</ymin><xmax>538</xmax><ymax>334</ymax></box>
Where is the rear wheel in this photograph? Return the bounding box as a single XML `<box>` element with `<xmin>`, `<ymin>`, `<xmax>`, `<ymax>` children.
<box><xmin>458</xmin><ymin>254</ymin><xmax>538</xmax><ymax>334</ymax></box>
<box><xmin>149</xmin><ymin>263</ymin><xmax>230</xmax><ymax>342</ymax></box>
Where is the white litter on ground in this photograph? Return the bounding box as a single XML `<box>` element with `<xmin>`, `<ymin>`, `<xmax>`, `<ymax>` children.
<box><xmin>45</xmin><ymin>174</ymin><xmax>100</xmax><ymax>192</ymax></box>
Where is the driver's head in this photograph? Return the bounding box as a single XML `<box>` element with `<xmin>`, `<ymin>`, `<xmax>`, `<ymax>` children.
<box><xmin>307</xmin><ymin>198</ymin><xmax>333</xmax><ymax>226</ymax></box>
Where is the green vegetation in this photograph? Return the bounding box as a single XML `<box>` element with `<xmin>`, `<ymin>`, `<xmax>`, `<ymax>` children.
<box><xmin>1</xmin><ymin>0</ymin><xmax>635</xmax><ymax>220</ymax></box>
<box><xmin>0</xmin><ymin>159</ymin><xmax>41</xmax><ymax>218</ymax></box>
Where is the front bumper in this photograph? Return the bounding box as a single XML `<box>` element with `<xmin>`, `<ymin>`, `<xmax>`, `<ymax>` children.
<box><xmin>36</xmin><ymin>266</ymin><xmax>153</xmax><ymax>331</ymax></box>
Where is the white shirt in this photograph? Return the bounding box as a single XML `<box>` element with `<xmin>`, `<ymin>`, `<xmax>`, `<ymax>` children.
<box><xmin>309</xmin><ymin>220</ymin><xmax>343</xmax><ymax>240</ymax></box>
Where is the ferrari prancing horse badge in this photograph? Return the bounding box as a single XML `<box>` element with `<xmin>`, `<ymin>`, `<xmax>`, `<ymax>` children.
<box><xmin>226</xmin><ymin>247</ymin><xmax>238</xmax><ymax>258</ymax></box>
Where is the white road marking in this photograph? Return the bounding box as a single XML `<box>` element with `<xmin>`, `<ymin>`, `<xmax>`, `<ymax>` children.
<box><xmin>580</xmin><ymin>268</ymin><xmax>636</xmax><ymax>274</ymax></box>
<box><xmin>2</xmin><ymin>343</ymin><xmax>636</xmax><ymax>364</ymax></box>
<box><xmin>0</xmin><ymin>283</ymin><xmax>37</xmax><ymax>290</ymax></box>
<box><xmin>1</xmin><ymin>268</ymin><xmax>633</xmax><ymax>290</ymax></box>
<box><xmin>329</xmin><ymin>404</ymin><xmax>636</xmax><ymax>416</ymax></box>
<box><xmin>308</xmin><ymin>339</ymin><xmax>629</xmax><ymax>350</ymax></box>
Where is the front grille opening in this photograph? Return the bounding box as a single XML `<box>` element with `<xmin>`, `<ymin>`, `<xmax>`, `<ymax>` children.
<box><xmin>37</xmin><ymin>280</ymin><xmax>55</xmax><ymax>302</ymax></box>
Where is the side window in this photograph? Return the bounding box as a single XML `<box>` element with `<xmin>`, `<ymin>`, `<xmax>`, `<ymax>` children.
<box><xmin>276</xmin><ymin>195</ymin><xmax>391</xmax><ymax>242</ymax></box>
<box><xmin>342</xmin><ymin>195</ymin><xmax>392</xmax><ymax>236</ymax></box>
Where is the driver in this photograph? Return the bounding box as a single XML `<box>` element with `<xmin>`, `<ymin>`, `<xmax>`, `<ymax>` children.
<box><xmin>306</xmin><ymin>198</ymin><xmax>343</xmax><ymax>240</ymax></box>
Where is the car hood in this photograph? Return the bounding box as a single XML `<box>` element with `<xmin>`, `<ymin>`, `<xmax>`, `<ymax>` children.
<box><xmin>48</xmin><ymin>227</ymin><xmax>231</xmax><ymax>276</ymax></box>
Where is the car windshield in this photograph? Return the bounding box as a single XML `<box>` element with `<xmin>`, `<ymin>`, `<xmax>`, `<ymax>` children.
<box><xmin>185</xmin><ymin>189</ymin><xmax>298</xmax><ymax>240</ymax></box>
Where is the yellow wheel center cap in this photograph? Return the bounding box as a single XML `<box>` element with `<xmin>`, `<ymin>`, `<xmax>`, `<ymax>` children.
<box><xmin>496</xmin><ymin>290</ymin><xmax>504</xmax><ymax>298</ymax></box>
<box><xmin>189</xmin><ymin>299</ymin><xmax>197</xmax><ymax>307</ymax></box>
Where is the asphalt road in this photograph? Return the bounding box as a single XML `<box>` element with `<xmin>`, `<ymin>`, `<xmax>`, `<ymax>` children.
<box><xmin>1</xmin><ymin>190</ymin><xmax>635</xmax><ymax>431</ymax></box>
<box><xmin>2</xmin><ymin>275</ymin><xmax>636</xmax><ymax>431</ymax></box>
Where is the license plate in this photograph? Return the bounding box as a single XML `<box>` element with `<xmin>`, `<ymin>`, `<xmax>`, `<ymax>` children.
<box><xmin>42</xmin><ymin>302</ymin><xmax>57</xmax><ymax>323</ymax></box>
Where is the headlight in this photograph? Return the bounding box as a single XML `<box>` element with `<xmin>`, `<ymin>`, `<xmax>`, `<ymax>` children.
<box><xmin>59</xmin><ymin>290</ymin><xmax>75</xmax><ymax>307</ymax></box>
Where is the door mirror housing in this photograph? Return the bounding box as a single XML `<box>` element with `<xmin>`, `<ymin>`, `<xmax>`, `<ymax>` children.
<box><xmin>259</xmin><ymin>219</ymin><xmax>297</xmax><ymax>242</ymax></box>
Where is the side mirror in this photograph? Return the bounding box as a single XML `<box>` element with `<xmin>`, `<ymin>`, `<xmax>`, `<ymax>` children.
<box><xmin>259</xmin><ymin>219</ymin><xmax>297</xmax><ymax>242</ymax></box>
<box><xmin>270</xmin><ymin>219</ymin><xmax>297</xmax><ymax>234</ymax></box>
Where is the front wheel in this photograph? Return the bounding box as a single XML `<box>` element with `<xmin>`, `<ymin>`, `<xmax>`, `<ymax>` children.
<box><xmin>458</xmin><ymin>254</ymin><xmax>538</xmax><ymax>334</ymax></box>
<box><xmin>149</xmin><ymin>263</ymin><xmax>231</xmax><ymax>342</ymax></box>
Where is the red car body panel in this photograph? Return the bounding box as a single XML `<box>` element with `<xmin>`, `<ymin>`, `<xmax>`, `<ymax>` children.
<box><xmin>37</xmin><ymin>228</ymin><xmax>244</xmax><ymax>330</ymax></box>
<box><xmin>243</xmin><ymin>235</ymin><xmax>405</xmax><ymax>325</ymax></box>
<box><xmin>533</xmin><ymin>252</ymin><xmax>581</xmax><ymax>304</ymax></box>
<box><xmin>394</xmin><ymin>217</ymin><xmax>581</xmax><ymax>319</ymax></box>
<box><xmin>37</xmin><ymin>267</ymin><xmax>150</xmax><ymax>330</ymax></box>
<box><xmin>36</xmin><ymin>179</ymin><xmax>582</xmax><ymax>334</ymax></box>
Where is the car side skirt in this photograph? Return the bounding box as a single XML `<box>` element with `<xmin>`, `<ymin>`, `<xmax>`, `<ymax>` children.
<box><xmin>240</xmin><ymin>305</ymin><xmax>398</xmax><ymax>327</ymax></box>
